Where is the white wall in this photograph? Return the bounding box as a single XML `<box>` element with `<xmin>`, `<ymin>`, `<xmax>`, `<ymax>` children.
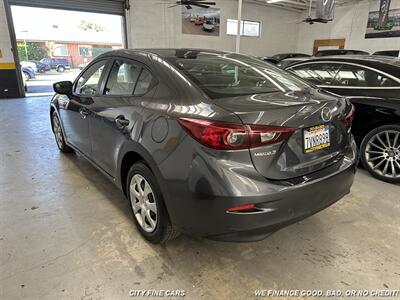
<box><xmin>295</xmin><ymin>0</ymin><xmax>400</xmax><ymax>55</ymax></box>
<box><xmin>127</xmin><ymin>0</ymin><xmax>301</xmax><ymax>56</ymax></box>
<box><xmin>0</xmin><ymin>0</ymin><xmax>14</xmax><ymax>63</ymax></box>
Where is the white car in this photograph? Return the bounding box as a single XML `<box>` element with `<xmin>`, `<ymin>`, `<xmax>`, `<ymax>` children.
<box><xmin>202</xmin><ymin>21</ymin><xmax>215</xmax><ymax>32</ymax></box>
<box><xmin>21</xmin><ymin>61</ymin><xmax>37</xmax><ymax>72</ymax></box>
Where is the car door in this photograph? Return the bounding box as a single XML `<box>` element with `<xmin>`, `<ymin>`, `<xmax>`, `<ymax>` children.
<box><xmin>88</xmin><ymin>58</ymin><xmax>157</xmax><ymax>177</ymax></box>
<box><xmin>58</xmin><ymin>60</ymin><xmax>109</xmax><ymax>157</ymax></box>
<box><xmin>289</xmin><ymin>61</ymin><xmax>400</xmax><ymax>141</ymax></box>
<box><xmin>289</xmin><ymin>61</ymin><xmax>400</xmax><ymax>98</ymax></box>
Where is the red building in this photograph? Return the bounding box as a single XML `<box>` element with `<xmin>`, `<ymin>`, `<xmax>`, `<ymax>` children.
<box><xmin>50</xmin><ymin>41</ymin><xmax>122</xmax><ymax>67</ymax></box>
<box><xmin>17</xmin><ymin>39</ymin><xmax>122</xmax><ymax>68</ymax></box>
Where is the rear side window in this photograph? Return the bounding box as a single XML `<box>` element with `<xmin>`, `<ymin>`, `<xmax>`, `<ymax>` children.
<box><xmin>334</xmin><ymin>64</ymin><xmax>399</xmax><ymax>87</ymax></box>
<box><xmin>104</xmin><ymin>60</ymin><xmax>154</xmax><ymax>96</ymax></box>
<box><xmin>134</xmin><ymin>69</ymin><xmax>153</xmax><ymax>96</ymax></box>
<box><xmin>290</xmin><ymin>63</ymin><xmax>342</xmax><ymax>86</ymax></box>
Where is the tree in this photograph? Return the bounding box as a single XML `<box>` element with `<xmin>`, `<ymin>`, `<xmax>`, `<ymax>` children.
<box><xmin>78</xmin><ymin>20</ymin><xmax>104</xmax><ymax>32</ymax></box>
<box><xmin>17</xmin><ymin>42</ymin><xmax>50</xmax><ymax>61</ymax></box>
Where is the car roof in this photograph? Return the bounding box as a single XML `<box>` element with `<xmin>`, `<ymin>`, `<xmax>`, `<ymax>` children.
<box><xmin>282</xmin><ymin>57</ymin><xmax>311</xmax><ymax>61</ymax></box>
<box><xmin>315</xmin><ymin>49</ymin><xmax>367</xmax><ymax>52</ymax></box>
<box><xmin>100</xmin><ymin>48</ymin><xmax>232</xmax><ymax>59</ymax></box>
<box><xmin>288</xmin><ymin>55</ymin><xmax>400</xmax><ymax>68</ymax></box>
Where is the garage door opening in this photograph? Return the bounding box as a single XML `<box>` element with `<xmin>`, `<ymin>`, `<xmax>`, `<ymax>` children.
<box><xmin>11</xmin><ymin>5</ymin><xmax>124</xmax><ymax>96</ymax></box>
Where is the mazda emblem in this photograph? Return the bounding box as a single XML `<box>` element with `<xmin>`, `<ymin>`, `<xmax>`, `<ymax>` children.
<box><xmin>321</xmin><ymin>107</ymin><xmax>333</xmax><ymax>122</ymax></box>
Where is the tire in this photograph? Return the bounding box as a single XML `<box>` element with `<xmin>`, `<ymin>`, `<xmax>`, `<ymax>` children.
<box><xmin>57</xmin><ymin>66</ymin><xmax>65</xmax><ymax>73</ymax></box>
<box><xmin>51</xmin><ymin>112</ymin><xmax>74</xmax><ymax>153</ymax></box>
<box><xmin>360</xmin><ymin>124</ymin><xmax>400</xmax><ymax>183</ymax></box>
<box><xmin>126</xmin><ymin>161</ymin><xmax>180</xmax><ymax>243</ymax></box>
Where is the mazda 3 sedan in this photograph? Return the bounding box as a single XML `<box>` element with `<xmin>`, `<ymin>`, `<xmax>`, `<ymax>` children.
<box><xmin>50</xmin><ymin>49</ymin><xmax>357</xmax><ymax>243</ymax></box>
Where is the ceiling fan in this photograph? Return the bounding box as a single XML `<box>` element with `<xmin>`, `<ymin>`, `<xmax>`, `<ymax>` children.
<box><xmin>165</xmin><ymin>0</ymin><xmax>217</xmax><ymax>9</ymax></box>
<box><xmin>286</xmin><ymin>0</ymin><xmax>331</xmax><ymax>25</ymax></box>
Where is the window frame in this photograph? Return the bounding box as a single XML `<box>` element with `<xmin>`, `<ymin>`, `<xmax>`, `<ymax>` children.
<box><xmin>53</xmin><ymin>44</ymin><xmax>69</xmax><ymax>56</ymax></box>
<box><xmin>73</xmin><ymin>59</ymin><xmax>110</xmax><ymax>96</ymax></box>
<box><xmin>226</xmin><ymin>18</ymin><xmax>261</xmax><ymax>37</ymax></box>
<box><xmin>287</xmin><ymin>61</ymin><xmax>400</xmax><ymax>89</ymax></box>
<box><xmin>101</xmin><ymin>57</ymin><xmax>157</xmax><ymax>97</ymax></box>
<box><xmin>78</xmin><ymin>45</ymin><xmax>93</xmax><ymax>57</ymax></box>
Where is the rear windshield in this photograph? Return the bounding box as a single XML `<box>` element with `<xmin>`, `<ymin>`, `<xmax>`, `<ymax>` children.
<box><xmin>166</xmin><ymin>52</ymin><xmax>310</xmax><ymax>99</ymax></box>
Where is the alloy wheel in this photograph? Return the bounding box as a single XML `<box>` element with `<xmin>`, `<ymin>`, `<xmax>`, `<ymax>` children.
<box><xmin>52</xmin><ymin>115</ymin><xmax>64</xmax><ymax>149</ymax></box>
<box><xmin>129</xmin><ymin>174</ymin><xmax>158</xmax><ymax>233</ymax></box>
<box><xmin>365</xmin><ymin>130</ymin><xmax>400</xmax><ymax>179</ymax></box>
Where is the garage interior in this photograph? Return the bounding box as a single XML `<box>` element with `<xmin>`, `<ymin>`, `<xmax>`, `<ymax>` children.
<box><xmin>1</xmin><ymin>0</ymin><xmax>400</xmax><ymax>299</ymax></box>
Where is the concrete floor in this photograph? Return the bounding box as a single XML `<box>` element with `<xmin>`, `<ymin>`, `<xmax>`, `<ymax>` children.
<box><xmin>1</xmin><ymin>96</ymin><xmax>399</xmax><ymax>300</ymax></box>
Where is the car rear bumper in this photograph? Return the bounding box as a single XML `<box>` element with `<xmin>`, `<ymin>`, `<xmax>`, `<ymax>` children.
<box><xmin>165</xmin><ymin>137</ymin><xmax>358</xmax><ymax>242</ymax></box>
<box><xmin>208</xmin><ymin>161</ymin><xmax>355</xmax><ymax>241</ymax></box>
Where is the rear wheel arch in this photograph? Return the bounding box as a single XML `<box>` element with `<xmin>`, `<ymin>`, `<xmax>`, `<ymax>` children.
<box><xmin>120</xmin><ymin>151</ymin><xmax>146</xmax><ymax>197</ymax></box>
<box><xmin>119</xmin><ymin>147</ymin><xmax>165</xmax><ymax>199</ymax></box>
<box><xmin>119</xmin><ymin>148</ymin><xmax>175</xmax><ymax>226</ymax></box>
<box><xmin>358</xmin><ymin>118</ymin><xmax>400</xmax><ymax>143</ymax></box>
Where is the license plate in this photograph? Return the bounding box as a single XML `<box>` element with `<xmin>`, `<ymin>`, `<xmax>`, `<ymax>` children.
<box><xmin>303</xmin><ymin>124</ymin><xmax>330</xmax><ymax>153</ymax></box>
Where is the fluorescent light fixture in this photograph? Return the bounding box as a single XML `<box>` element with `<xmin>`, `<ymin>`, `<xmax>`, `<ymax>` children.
<box><xmin>267</xmin><ymin>0</ymin><xmax>284</xmax><ymax>3</ymax></box>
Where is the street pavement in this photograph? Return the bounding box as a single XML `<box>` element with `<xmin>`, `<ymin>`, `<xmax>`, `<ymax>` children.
<box><xmin>26</xmin><ymin>70</ymin><xmax>81</xmax><ymax>96</ymax></box>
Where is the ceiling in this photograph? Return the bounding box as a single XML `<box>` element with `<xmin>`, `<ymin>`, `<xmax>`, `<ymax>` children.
<box><xmin>249</xmin><ymin>0</ymin><xmax>357</xmax><ymax>12</ymax></box>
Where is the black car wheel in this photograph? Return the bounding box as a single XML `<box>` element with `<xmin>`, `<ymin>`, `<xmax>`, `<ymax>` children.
<box><xmin>126</xmin><ymin>162</ymin><xmax>179</xmax><ymax>243</ymax></box>
<box><xmin>360</xmin><ymin>125</ymin><xmax>400</xmax><ymax>183</ymax></box>
<box><xmin>57</xmin><ymin>66</ymin><xmax>65</xmax><ymax>73</ymax></box>
<box><xmin>51</xmin><ymin>112</ymin><xmax>74</xmax><ymax>153</ymax></box>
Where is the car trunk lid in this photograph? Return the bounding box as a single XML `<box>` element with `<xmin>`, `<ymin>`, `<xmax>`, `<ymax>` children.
<box><xmin>214</xmin><ymin>89</ymin><xmax>350</xmax><ymax>180</ymax></box>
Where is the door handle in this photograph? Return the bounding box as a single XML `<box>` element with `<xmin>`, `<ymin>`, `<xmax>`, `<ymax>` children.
<box><xmin>115</xmin><ymin>115</ymin><xmax>130</xmax><ymax>128</ymax></box>
<box><xmin>79</xmin><ymin>108</ymin><xmax>89</xmax><ymax>119</ymax></box>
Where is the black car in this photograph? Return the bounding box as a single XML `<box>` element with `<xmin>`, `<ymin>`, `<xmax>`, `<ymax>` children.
<box><xmin>40</xmin><ymin>58</ymin><xmax>71</xmax><ymax>72</ymax></box>
<box><xmin>276</xmin><ymin>57</ymin><xmax>311</xmax><ymax>69</ymax></box>
<box><xmin>314</xmin><ymin>49</ymin><xmax>369</xmax><ymax>57</ymax></box>
<box><xmin>27</xmin><ymin>60</ymin><xmax>51</xmax><ymax>73</ymax></box>
<box><xmin>50</xmin><ymin>49</ymin><xmax>357</xmax><ymax>243</ymax></box>
<box><xmin>260</xmin><ymin>56</ymin><xmax>279</xmax><ymax>65</ymax></box>
<box><xmin>287</xmin><ymin>55</ymin><xmax>400</xmax><ymax>183</ymax></box>
<box><xmin>272</xmin><ymin>53</ymin><xmax>311</xmax><ymax>62</ymax></box>
<box><xmin>373</xmin><ymin>50</ymin><xmax>399</xmax><ymax>58</ymax></box>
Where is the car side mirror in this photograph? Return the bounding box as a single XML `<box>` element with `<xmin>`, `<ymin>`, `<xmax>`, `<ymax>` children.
<box><xmin>53</xmin><ymin>81</ymin><xmax>73</xmax><ymax>95</ymax></box>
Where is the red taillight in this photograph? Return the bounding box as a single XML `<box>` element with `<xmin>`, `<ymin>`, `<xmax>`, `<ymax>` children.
<box><xmin>227</xmin><ymin>204</ymin><xmax>255</xmax><ymax>212</ymax></box>
<box><xmin>341</xmin><ymin>105</ymin><xmax>355</xmax><ymax>126</ymax></box>
<box><xmin>177</xmin><ymin>118</ymin><xmax>296</xmax><ymax>150</ymax></box>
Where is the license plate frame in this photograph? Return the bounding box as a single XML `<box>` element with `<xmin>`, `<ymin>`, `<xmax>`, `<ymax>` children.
<box><xmin>303</xmin><ymin>124</ymin><xmax>331</xmax><ymax>153</ymax></box>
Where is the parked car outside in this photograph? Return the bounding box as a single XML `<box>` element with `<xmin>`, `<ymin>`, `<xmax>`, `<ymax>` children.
<box><xmin>50</xmin><ymin>49</ymin><xmax>357</xmax><ymax>243</ymax></box>
<box><xmin>272</xmin><ymin>53</ymin><xmax>311</xmax><ymax>62</ymax></box>
<box><xmin>286</xmin><ymin>55</ymin><xmax>400</xmax><ymax>183</ymax></box>
<box><xmin>20</xmin><ymin>61</ymin><xmax>37</xmax><ymax>73</ymax></box>
<box><xmin>79</xmin><ymin>62</ymin><xmax>90</xmax><ymax>70</ymax></box>
<box><xmin>27</xmin><ymin>60</ymin><xmax>51</xmax><ymax>73</ymax></box>
<box><xmin>202</xmin><ymin>20</ymin><xmax>215</xmax><ymax>32</ymax></box>
<box><xmin>21</xmin><ymin>68</ymin><xmax>27</xmax><ymax>92</ymax></box>
<box><xmin>40</xmin><ymin>58</ymin><xmax>71</xmax><ymax>72</ymax></box>
<box><xmin>373</xmin><ymin>50</ymin><xmax>400</xmax><ymax>57</ymax></box>
<box><xmin>314</xmin><ymin>49</ymin><xmax>369</xmax><ymax>57</ymax></box>
<box><xmin>21</xmin><ymin>66</ymin><xmax>36</xmax><ymax>80</ymax></box>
